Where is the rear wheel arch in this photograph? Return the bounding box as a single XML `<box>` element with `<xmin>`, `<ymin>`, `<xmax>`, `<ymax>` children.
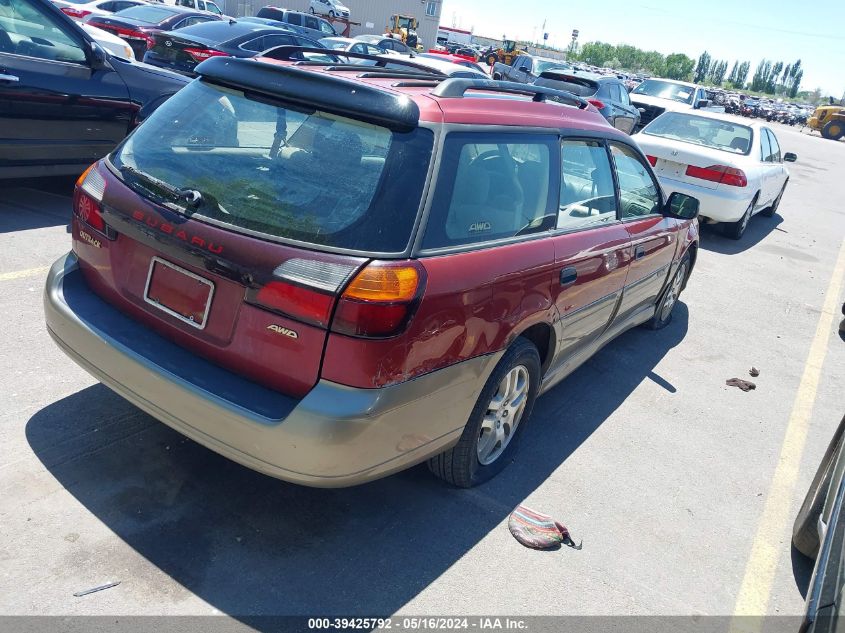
<box><xmin>512</xmin><ymin>322</ymin><xmax>555</xmax><ymax>375</ymax></box>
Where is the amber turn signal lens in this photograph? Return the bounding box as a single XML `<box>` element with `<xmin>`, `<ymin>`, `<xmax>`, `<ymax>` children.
<box><xmin>76</xmin><ymin>163</ymin><xmax>96</xmax><ymax>188</ymax></box>
<box><xmin>342</xmin><ymin>265</ymin><xmax>420</xmax><ymax>302</ymax></box>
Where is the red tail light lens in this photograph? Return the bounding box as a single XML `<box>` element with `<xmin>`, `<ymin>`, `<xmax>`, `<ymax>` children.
<box><xmin>254</xmin><ymin>281</ymin><xmax>334</xmax><ymax>328</ymax></box>
<box><xmin>183</xmin><ymin>47</ymin><xmax>230</xmax><ymax>62</ymax></box>
<box><xmin>587</xmin><ymin>99</ymin><xmax>605</xmax><ymax>110</ymax></box>
<box><xmin>73</xmin><ymin>163</ymin><xmax>106</xmax><ymax>232</ymax></box>
<box><xmin>646</xmin><ymin>155</ymin><xmax>657</xmax><ymax>167</ymax></box>
<box><xmin>685</xmin><ymin>164</ymin><xmax>748</xmax><ymax>187</ymax></box>
<box><xmin>61</xmin><ymin>7</ymin><xmax>91</xmax><ymax>17</ymax></box>
<box><xmin>331</xmin><ymin>262</ymin><xmax>425</xmax><ymax>338</ymax></box>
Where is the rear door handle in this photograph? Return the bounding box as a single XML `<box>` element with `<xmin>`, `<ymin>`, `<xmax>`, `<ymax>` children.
<box><xmin>634</xmin><ymin>245</ymin><xmax>646</xmax><ymax>260</ymax></box>
<box><xmin>560</xmin><ymin>266</ymin><xmax>577</xmax><ymax>286</ymax></box>
<box><xmin>0</xmin><ymin>73</ymin><xmax>20</xmax><ymax>83</ymax></box>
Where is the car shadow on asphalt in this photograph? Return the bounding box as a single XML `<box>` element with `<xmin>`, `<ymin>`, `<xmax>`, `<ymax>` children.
<box><xmin>26</xmin><ymin>305</ymin><xmax>689</xmax><ymax>623</ymax></box>
<box><xmin>698</xmin><ymin>214</ymin><xmax>784</xmax><ymax>255</ymax></box>
<box><xmin>790</xmin><ymin>545</ymin><xmax>815</xmax><ymax>599</ymax></box>
<box><xmin>0</xmin><ymin>181</ymin><xmax>74</xmax><ymax>233</ymax></box>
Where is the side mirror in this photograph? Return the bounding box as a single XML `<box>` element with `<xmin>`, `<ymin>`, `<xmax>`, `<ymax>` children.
<box><xmin>784</xmin><ymin>152</ymin><xmax>797</xmax><ymax>162</ymax></box>
<box><xmin>665</xmin><ymin>192</ymin><xmax>699</xmax><ymax>220</ymax></box>
<box><xmin>89</xmin><ymin>41</ymin><xmax>110</xmax><ymax>70</ymax></box>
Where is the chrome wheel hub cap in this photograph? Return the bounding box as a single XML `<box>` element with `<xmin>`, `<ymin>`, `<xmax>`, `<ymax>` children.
<box><xmin>477</xmin><ymin>365</ymin><xmax>529</xmax><ymax>466</ymax></box>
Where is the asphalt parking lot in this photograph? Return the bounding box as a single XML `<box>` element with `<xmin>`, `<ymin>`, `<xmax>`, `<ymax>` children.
<box><xmin>1</xmin><ymin>125</ymin><xmax>844</xmax><ymax>623</ymax></box>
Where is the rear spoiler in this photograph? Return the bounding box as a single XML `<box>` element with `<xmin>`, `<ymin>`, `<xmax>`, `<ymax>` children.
<box><xmin>194</xmin><ymin>56</ymin><xmax>421</xmax><ymax>132</ymax></box>
<box><xmin>537</xmin><ymin>70</ymin><xmax>597</xmax><ymax>87</ymax></box>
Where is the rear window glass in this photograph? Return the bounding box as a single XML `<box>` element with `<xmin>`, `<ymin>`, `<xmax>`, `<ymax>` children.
<box><xmin>643</xmin><ymin>112</ymin><xmax>753</xmax><ymax>155</ymax></box>
<box><xmin>116</xmin><ymin>5</ymin><xmax>178</xmax><ymax>21</ymax></box>
<box><xmin>111</xmin><ymin>81</ymin><xmax>433</xmax><ymax>253</ymax></box>
<box><xmin>535</xmin><ymin>75</ymin><xmax>597</xmax><ymax>97</ymax></box>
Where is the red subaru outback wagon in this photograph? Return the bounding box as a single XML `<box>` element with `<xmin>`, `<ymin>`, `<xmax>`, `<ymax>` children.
<box><xmin>45</xmin><ymin>49</ymin><xmax>700</xmax><ymax>488</ymax></box>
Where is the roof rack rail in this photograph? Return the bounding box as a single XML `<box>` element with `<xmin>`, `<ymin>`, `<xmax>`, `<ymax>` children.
<box><xmin>260</xmin><ymin>46</ymin><xmax>445</xmax><ymax>77</ymax></box>
<box><xmin>431</xmin><ymin>78</ymin><xmax>591</xmax><ymax>109</ymax></box>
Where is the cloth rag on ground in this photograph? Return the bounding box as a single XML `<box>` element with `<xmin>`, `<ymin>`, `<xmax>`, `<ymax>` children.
<box><xmin>508</xmin><ymin>505</ymin><xmax>582</xmax><ymax>550</ymax></box>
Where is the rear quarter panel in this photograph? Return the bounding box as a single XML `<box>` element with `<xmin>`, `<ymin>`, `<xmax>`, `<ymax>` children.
<box><xmin>321</xmin><ymin>238</ymin><xmax>558</xmax><ymax>388</ymax></box>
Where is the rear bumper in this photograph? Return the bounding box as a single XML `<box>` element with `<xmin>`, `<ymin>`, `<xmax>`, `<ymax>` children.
<box><xmin>45</xmin><ymin>252</ymin><xmax>501</xmax><ymax>487</ymax></box>
<box><xmin>656</xmin><ymin>176</ymin><xmax>751</xmax><ymax>223</ymax></box>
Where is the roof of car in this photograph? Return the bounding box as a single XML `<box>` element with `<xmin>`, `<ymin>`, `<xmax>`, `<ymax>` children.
<box><xmin>197</xmin><ymin>55</ymin><xmax>618</xmax><ymax>134</ymax></box>
<box><xmin>173</xmin><ymin>20</ymin><xmax>287</xmax><ymax>39</ymax></box>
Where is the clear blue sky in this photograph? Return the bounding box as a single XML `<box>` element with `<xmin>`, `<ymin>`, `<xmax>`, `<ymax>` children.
<box><xmin>442</xmin><ymin>0</ymin><xmax>845</xmax><ymax>96</ymax></box>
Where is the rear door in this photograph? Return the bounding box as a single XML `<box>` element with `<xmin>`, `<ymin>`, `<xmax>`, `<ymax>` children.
<box><xmin>548</xmin><ymin>138</ymin><xmax>631</xmax><ymax>370</ymax></box>
<box><xmin>610</xmin><ymin>141</ymin><xmax>679</xmax><ymax>320</ymax></box>
<box><xmin>0</xmin><ymin>0</ymin><xmax>131</xmax><ymax>176</ymax></box>
<box><xmin>610</xmin><ymin>82</ymin><xmax>637</xmax><ymax>134</ymax></box>
<box><xmin>763</xmin><ymin>128</ymin><xmax>786</xmax><ymax>205</ymax></box>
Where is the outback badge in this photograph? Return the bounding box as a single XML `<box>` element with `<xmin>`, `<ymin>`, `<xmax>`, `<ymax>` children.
<box><xmin>267</xmin><ymin>324</ymin><xmax>299</xmax><ymax>339</ymax></box>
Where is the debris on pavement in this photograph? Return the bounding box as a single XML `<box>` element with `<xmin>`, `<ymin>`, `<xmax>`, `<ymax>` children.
<box><xmin>726</xmin><ymin>378</ymin><xmax>756</xmax><ymax>392</ymax></box>
<box><xmin>73</xmin><ymin>581</ymin><xmax>120</xmax><ymax>597</ymax></box>
<box><xmin>749</xmin><ymin>367</ymin><xmax>760</xmax><ymax>377</ymax></box>
<box><xmin>508</xmin><ymin>505</ymin><xmax>582</xmax><ymax>550</ymax></box>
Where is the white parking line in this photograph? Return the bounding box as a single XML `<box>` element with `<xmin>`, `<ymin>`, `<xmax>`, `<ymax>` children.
<box><xmin>732</xmin><ymin>237</ymin><xmax>845</xmax><ymax>623</ymax></box>
<box><xmin>0</xmin><ymin>266</ymin><xmax>50</xmax><ymax>282</ymax></box>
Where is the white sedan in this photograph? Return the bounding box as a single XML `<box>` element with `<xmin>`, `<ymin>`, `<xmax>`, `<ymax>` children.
<box><xmin>634</xmin><ymin>111</ymin><xmax>796</xmax><ymax>239</ymax></box>
<box><xmin>51</xmin><ymin>0</ymin><xmax>146</xmax><ymax>21</ymax></box>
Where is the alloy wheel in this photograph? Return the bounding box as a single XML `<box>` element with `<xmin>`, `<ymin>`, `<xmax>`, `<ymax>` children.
<box><xmin>477</xmin><ymin>365</ymin><xmax>529</xmax><ymax>465</ymax></box>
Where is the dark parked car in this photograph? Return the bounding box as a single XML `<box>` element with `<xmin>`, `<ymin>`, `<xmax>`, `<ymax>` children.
<box><xmin>86</xmin><ymin>4</ymin><xmax>220</xmax><ymax>60</ymax></box>
<box><xmin>793</xmin><ymin>304</ymin><xmax>845</xmax><ymax>633</ymax></box>
<box><xmin>45</xmin><ymin>53</ymin><xmax>700</xmax><ymax>489</ymax></box>
<box><xmin>254</xmin><ymin>7</ymin><xmax>337</xmax><ymax>41</ymax></box>
<box><xmin>144</xmin><ymin>20</ymin><xmax>331</xmax><ymax>76</ymax></box>
<box><xmin>0</xmin><ymin>0</ymin><xmax>189</xmax><ymax>179</ymax></box>
<box><xmin>535</xmin><ymin>70</ymin><xmax>641</xmax><ymax>134</ymax></box>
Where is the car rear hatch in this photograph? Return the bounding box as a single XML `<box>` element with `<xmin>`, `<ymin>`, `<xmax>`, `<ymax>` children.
<box><xmin>72</xmin><ymin>58</ymin><xmax>433</xmax><ymax>398</ymax></box>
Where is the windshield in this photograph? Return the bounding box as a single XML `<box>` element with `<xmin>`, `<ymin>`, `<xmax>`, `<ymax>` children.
<box><xmin>112</xmin><ymin>81</ymin><xmax>434</xmax><ymax>252</ymax></box>
<box><xmin>116</xmin><ymin>5</ymin><xmax>177</xmax><ymax>22</ymax></box>
<box><xmin>632</xmin><ymin>79</ymin><xmax>695</xmax><ymax>105</ymax></box>
<box><xmin>643</xmin><ymin>112</ymin><xmax>753</xmax><ymax>155</ymax></box>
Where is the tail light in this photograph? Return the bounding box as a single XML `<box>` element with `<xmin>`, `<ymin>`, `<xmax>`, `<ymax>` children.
<box><xmin>61</xmin><ymin>7</ymin><xmax>91</xmax><ymax>17</ymax></box>
<box><xmin>645</xmin><ymin>155</ymin><xmax>657</xmax><ymax>167</ymax></box>
<box><xmin>183</xmin><ymin>47</ymin><xmax>230</xmax><ymax>62</ymax></box>
<box><xmin>248</xmin><ymin>259</ymin><xmax>357</xmax><ymax>328</ymax></box>
<box><xmin>685</xmin><ymin>164</ymin><xmax>748</xmax><ymax>187</ymax></box>
<box><xmin>587</xmin><ymin>99</ymin><xmax>605</xmax><ymax>110</ymax></box>
<box><xmin>248</xmin><ymin>259</ymin><xmax>426</xmax><ymax>338</ymax></box>
<box><xmin>331</xmin><ymin>262</ymin><xmax>425</xmax><ymax>338</ymax></box>
<box><xmin>73</xmin><ymin>163</ymin><xmax>107</xmax><ymax>233</ymax></box>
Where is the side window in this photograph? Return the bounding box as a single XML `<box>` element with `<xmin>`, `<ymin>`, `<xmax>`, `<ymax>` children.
<box><xmin>197</xmin><ymin>0</ymin><xmax>206</xmax><ymax>10</ymax></box>
<box><xmin>595</xmin><ymin>83</ymin><xmax>612</xmax><ymax>101</ymax></box>
<box><xmin>262</xmin><ymin>34</ymin><xmax>295</xmax><ymax>48</ymax></box>
<box><xmin>422</xmin><ymin>134</ymin><xmax>557</xmax><ymax>248</ymax></box>
<box><xmin>350</xmin><ymin>43</ymin><xmax>365</xmax><ymax>54</ymax></box>
<box><xmin>766</xmin><ymin>129</ymin><xmax>782</xmax><ymax>162</ymax></box>
<box><xmin>558</xmin><ymin>139</ymin><xmax>617</xmax><ymax>230</ymax></box>
<box><xmin>303</xmin><ymin>15</ymin><xmax>319</xmax><ymax>30</ymax></box>
<box><xmin>759</xmin><ymin>128</ymin><xmax>772</xmax><ymax>162</ymax></box>
<box><xmin>609</xmin><ymin>143</ymin><xmax>661</xmax><ymax>218</ymax></box>
<box><xmin>97</xmin><ymin>2</ymin><xmax>115</xmax><ymax>12</ymax></box>
<box><xmin>206</xmin><ymin>2</ymin><xmax>222</xmax><ymax>14</ymax></box>
<box><xmin>367</xmin><ymin>45</ymin><xmax>382</xmax><ymax>55</ymax></box>
<box><xmin>240</xmin><ymin>36</ymin><xmax>265</xmax><ymax>52</ymax></box>
<box><xmin>319</xmin><ymin>19</ymin><xmax>335</xmax><ymax>34</ymax></box>
<box><xmin>0</xmin><ymin>0</ymin><xmax>87</xmax><ymax>63</ymax></box>
<box><xmin>114</xmin><ymin>1</ymin><xmax>138</xmax><ymax>9</ymax></box>
<box><xmin>285</xmin><ymin>12</ymin><xmax>302</xmax><ymax>25</ymax></box>
<box><xmin>178</xmin><ymin>16</ymin><xmax>212</xmax><ymax>27</ymax></box>
<box><xmin>616</xmin><ymin>84</ymin><xmax>630</xmax><ymax>105</ymax></box>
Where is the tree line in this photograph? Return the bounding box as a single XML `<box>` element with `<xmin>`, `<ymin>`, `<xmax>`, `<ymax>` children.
<box><xmin>570</xmin><ymin>42</ymin><xmax>805</xmax><ymax>96</ymax></box>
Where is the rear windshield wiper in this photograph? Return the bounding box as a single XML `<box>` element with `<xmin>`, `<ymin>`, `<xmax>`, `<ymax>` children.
<box><xmin>118</xmin><ymin>165</ymin><xmax>211</xmax><ymax>213</ymax></box>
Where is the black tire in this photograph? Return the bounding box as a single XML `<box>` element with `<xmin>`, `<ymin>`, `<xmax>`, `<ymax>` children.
<box><xmin>793</xmin><ymin>416</ymin><xmax>845</xmax><ymax>558</ymax></box>
<box><xmin>761</xmin><ymin>182</ymin><xmax>787</xmax><ymax>218</ymax></box>
<box><xmin>821</xmin><ymin>120</ymin><xmax>845</xmax><ymax>141</ymax></box>
<box><xmin>725</xmin><ymin>197</ymin><xmax>755</xmax><ymax>240</ymax></box>
<box><xmin>428</xmin><ymin>338</ymin><xmax>541</xmax><ymax>488</ymax></box>
<box><xmin>645</xmin><ymin>253</ymin><xmax>690</xmax><ymax>330</ymax></box>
